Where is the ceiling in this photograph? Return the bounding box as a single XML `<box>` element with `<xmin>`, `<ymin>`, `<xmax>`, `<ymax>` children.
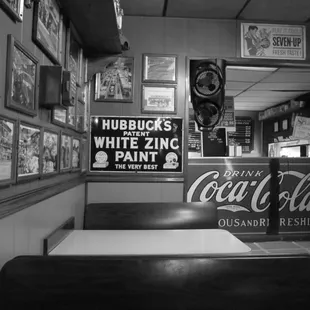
<box><xmin>121</xmin><ymin>0</ymin><xmax>310</xmax><ymax>111</ymax></box>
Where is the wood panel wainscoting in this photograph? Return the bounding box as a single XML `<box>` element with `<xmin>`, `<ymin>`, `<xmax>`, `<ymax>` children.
<box><xmin>0</xmin><ymin>175</ymin><xmax>86</xmax><ymax>219</ymax></box>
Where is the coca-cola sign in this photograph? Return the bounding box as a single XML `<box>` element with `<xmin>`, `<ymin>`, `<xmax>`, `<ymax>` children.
<box><xmin>187</xmin><ymin>160</ymin><xmax>310</xmax><ymax>233</ymax></box>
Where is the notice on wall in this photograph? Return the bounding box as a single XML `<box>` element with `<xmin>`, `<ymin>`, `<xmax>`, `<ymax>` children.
<box><xmin>217</xmin><ymin>96</ymin><xmax>235</xmax><ymax>131</ymax></box>
<box><xmin>228</xmin><ymin>117</ymin><xmax>253</xmax><ymax>153</ymax></box>
<box><xmin>292</xmin><ymin>116</ymin><xmax>310</xmax><ymax>140</ymax></box>
<box><xmin>241</xmin><ymin>23</ymin><xmax>306</xmax><ymax>60</ymax></box>
<box><xmin>90</xmin><ymin>116</ymin><xmax>183</xmax><ymax>173</ymax></box>
<box><xmin>203</xmin><ymin>128</ymin><xmax>227</xmax><ymax>157</ymax></box>
<box><xmin>188</xmin><ymin>109</ymin><xmax>202</xmax><ymax>158</ymax></box>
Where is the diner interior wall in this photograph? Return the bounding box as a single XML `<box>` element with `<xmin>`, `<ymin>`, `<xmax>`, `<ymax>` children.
<box><xmin>0</xmin><ymin>184</ymin><xmax>85</xmax><ymax>269</ymax></box>
<box><xmin>235</xmin><ymin>110</ymin><xmax>262</xmax><ymax>157</ymax></box>
<box><xmin>0</xmin><ymin>7</ymin><xmax>85</xmax><ymax>213</ymax></box>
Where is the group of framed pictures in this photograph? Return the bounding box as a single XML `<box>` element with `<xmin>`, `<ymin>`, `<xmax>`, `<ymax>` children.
<box><xmin>274</xmin><ymin>118</ymin><xmax>290</xmax><ymax>133</ymax></box>
<box><xmin>93</xmin><ymin>54</ymin><xmax>178</xmax><ymax>114</ymax></box>
<box><xmin>0</xmin><ymin>115</ymin><xmax>88</xmax><ymax>187</ymax></box>
<box><xmin>141</xmin><ymin>54</ymin><xmax>177</xmax><ymax>114</ymax></box>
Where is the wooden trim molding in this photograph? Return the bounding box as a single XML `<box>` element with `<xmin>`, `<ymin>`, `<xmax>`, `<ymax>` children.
<box><xmin>86</xmin><ymin>175</ymin><xmax>184</xmax><ymax>183</ymax></box>
<box><xmin>0</xmin><ymin>176</ymin><xmax>86</xmax><ymax>220</ymax></box>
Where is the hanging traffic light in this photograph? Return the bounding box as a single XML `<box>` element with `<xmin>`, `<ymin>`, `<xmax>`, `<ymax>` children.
<box><xmin>189</xmin><ymin>59</ymin><xmax>226</xmax><ymax>131</ymax></box>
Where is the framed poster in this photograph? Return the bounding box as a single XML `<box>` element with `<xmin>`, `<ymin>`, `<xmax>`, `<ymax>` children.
<box><xmin>32</xmin><ymin>0</ymin><xmax>63</xmax><ymax>64</ymax></box>
<box><xmin>60</xmin><ymin>133</ymin><xmax>72</xmax><ymax>171</ymax></box>
<box><xmin>72</xmin><ymin>138</ymin><xmax>80</xmax><ymax>170</ymax></box>
<box><xmin>0</xmin><ymin>0</ymin><xmax>24</xmax><ymax>22</ymax></box>
<box><xmin>52</xmin><ymin>107</ymin><xmax>67</xmax><ymax>127</ymax></box>
<box><xmin>241</xmin><ymin>23</ymin><xmax>306</xmax><ymax>60</ymax></box>
<box><xmin>143</xmin><ymin>54</ymin><xmax>177</xmax><ymax>83</ymax></box>
<box><xmin>0</xmin><ymin>116</ymin><xmax>17</xmax><ymax>186</ymax></box>
<box><xmin>18</xmin><ymin>123</ymin><xmax>41</xmax><ymax>179</ymax></box>
<box><xmin>141</xmin><ymin>85</ymin><xmax>176</xmax><ymax>114</ymax></box>
<box><xmin>81</xmin><ymin>138</ymin><xmax>87</xmax><ymax>172</ymax></box>
<box><xmin>90</xmin><ymin>116</ymin><xmax>183</xmax><ymax>173</ymax></box>
<box><xmin>42</xmin><ymin>129</ymin><xmax>59</xmax><ymax>175</ymax></box>
<box><xmin>5</xmin><ymin>35</ymin><xmax>39</xmax><ymax>117</ymax></box>
<box><xmin>94</xmin><ymin>57</ymin><xmax>134</xmax><ymax>102</ymax></box>
<box><xmin>282</xmin><ymin>119</ymin><xmax>289</xmax><ymax>131</ymax></box>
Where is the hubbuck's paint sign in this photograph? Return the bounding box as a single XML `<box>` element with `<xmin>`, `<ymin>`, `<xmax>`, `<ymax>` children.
<box><xmin>187</xmin><ymin>160</ymin><xmax>310</xmax><ymax>233</ymax></box>
<box><xmin>90</xmin><ymin>116</ymin><xmax>183</xmax><ymax>173</ymax></box>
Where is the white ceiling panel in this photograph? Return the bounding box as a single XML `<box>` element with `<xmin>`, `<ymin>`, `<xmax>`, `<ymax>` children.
<box><xmin>234</xmin><ymin>97</ymin><xmax>282</xmax><ymax>103</ymax></box>
<box><xmin>121</xmin><ymin>0</ymin><xmax>165</xmax><ymax>16</ymax></box>
<box><xmin>237</xmin><ymin>90</ymin><xmax>308</xmax><ymax>99</ymax></box>
<box><xmin>240</xmin><ymin>0</ymin><xmax>310</xmax><ymax>22</ymax></box>
<box><xmin>166</xmin><ymin>0</ymin><xmax>247</xmax><ymax>19</ymax></box>
<box><xmin>250</xmin><ymin>82</ymin><xmax>310</xmax><ymax>91</ymax></box>
<box><xmin>226</xmin><ymin>81</ymin><xmax>254</xmax><ymax>90</ymax></box>
<box><xmin>225</xmin><ymin>90</ymin><xmax>243</xmax><ymax>97</ymax></box>
<box><xmin>235</xmin><ymin>104</ymin><xmax>271</xmax><ymax>111</ymax></box>
<box><xmin>226</xmin><ymin>69</ymin><xmax>276</xmax><ymax>82</ymax></box>
<box><xmin>262</xmin><ymin>72</ymin><xmax>310</xmax><ymax>83</ymax></box>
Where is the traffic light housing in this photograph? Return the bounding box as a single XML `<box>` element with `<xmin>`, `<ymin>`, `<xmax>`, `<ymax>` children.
<box><xmin>189</xmin><ymin>59</ymin><xmax>226</xmax><ymax>131</ymax></box>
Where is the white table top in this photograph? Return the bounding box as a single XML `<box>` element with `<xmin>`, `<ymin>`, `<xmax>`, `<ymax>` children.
<box><xmin>49</xmin><ymin>229</ymin><xmax>251</xmax><ymax>256</ymax></box>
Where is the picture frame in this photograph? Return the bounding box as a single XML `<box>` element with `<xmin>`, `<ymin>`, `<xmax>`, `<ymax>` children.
<box><xmin>94</xmin><ymin>57</ymin><xmax>134</xmax><ymax>102</ymax></box>
<box><xmin>72</xmin><ymin>138</ymin><xmax>81</xmax><ymax>170</ymax></box>
<box><xmin>0</xmin><ymin>0</ymin><xmax>24</xmax><ymax>22</ymax></box>
<box><xmin>142</xmin><ymin>54</ymin><xmax>177</xmax><ymax>83</ymax></box>
<box><xmin>51</xmin><ymin>107</ymin><xmax>68</xmax><ymax>127</ymax></box>
<box><xmin>274</xmin><ymin>121</ymin><xmax>279</xmax><ymax>133</ymax></box>
<box><xmin>42</xmin><ymin>129</ymin><xmax>59</xmax><ymax>175</ymax></box>
<box><xmin>17</xmin><ymin>122</ymin><xmax>41</xmax><ymax>180</ymax></box>
<box><xmin>282</xmin><ymin>119</ymin><xmax>289</xmax><ymax>131</ymax></box>
<box><xmin>0</xmin><ymin>115</ymin><xmax>17</xmax><ymax>186</ymax></box>
<box><xmin>32</xmin><ymin>0</ymin><xmax>63</xmax><ymax>65</ymax></box>
<box><xmin>76</xmin><ymin>100</ymin><xmax>85</xmax><ymax>133</ymax></box>
<box><xmin>141</xmin><ymin>84</ymin><xmax>177</xmax><ymax>114</ymax></box>
<box><xmin>60</xmin><ymin>133</ymin><xmax>72</xmax><ymax>171</ymax></box>
<box><xmin>5</xmin><ymin>34</ymin><xmax>39</xmax><ymax>117</ymax></box>
<box><xmin>81</xmin><ymin>137</ymin><xmax>87</xmax><ymax>172</ymax></box>
<box><xmin>67</xmin><ymin>104</ymin><xmax>76</xmax><ymax>129</ymax></box>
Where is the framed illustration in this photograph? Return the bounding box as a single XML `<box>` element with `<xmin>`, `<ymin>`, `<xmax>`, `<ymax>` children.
<box><xmin>52</xmin><ymin>107</ymin><xmax>67</xmax><ymax>127</ymax></box>
<box><xmin>142</xmin><ymin>54</ymin><xmax>177</xmax><ymax>83</ymax></box>
<box><xmin>5</xmin><ymin>35</ymin><xmax>39</xmax><ymax>117</ymax></box>
<box><xmin>141</xmin><ymin>85</ymin><xmax>176</xmax><ymax>114</ymax></box>
<box><xmin>0</xmin><ymin>116</ymin><xmax>17</xmax><ymax>186</ymax></box>
<box><xmin>0</xmin><ymin>0</ymin><xmax>24</xmax><ymax>22</ymax></box>
<box><xmin>81</xmin><ymin>138</ymin><xmax>87</xmax><ymax>172</ymax></box>
<box><xmin>60</xmin><ymin>133</ymin><xmax>72</xmax><ymax>171</ymax></box>
<box><xmin>94</xmin><ymin>57</ymin><xmax>134</xmax><ymax>102</ymax></box>
<box><xmin>42</xmin><ymin>129</ymin><xmax>59</xmax><ymax>175</ymax></box>
<box><xmin>32</xmin><ymin>0</ymin><xmax>63</xmax><ymax>64</ymax></box>
<box><xmin>72</xmin><ymin>138</ymin><xmax>80</xmax><ymax>170</ymax></box>
<box><xmin>18</xmin><ymin>122</ymin><xmax>41</xmax><ymax>179</ymax></box>
<box><xmin>274</xmin><ymin>121</ymin><xmax>279</xmax><ymax>133</ymax></box>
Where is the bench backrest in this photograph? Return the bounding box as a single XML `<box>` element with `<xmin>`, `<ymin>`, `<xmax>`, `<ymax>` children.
<box><xmin>83</xmin><ymin>202</ymin><xmax>218</xmax><ymax>230</ymax></box>
<box><xmin>1</xmin><ymin>255</ymin><xmax>310</xmax><ymax>309</ymax></box>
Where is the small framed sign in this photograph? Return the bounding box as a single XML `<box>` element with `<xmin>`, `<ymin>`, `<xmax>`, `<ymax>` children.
<box><xmin>141</xmin><ymin>85</ymin><xmax>176</xmax><ymax>114</ymax></box>
<box><xmin>143</xmin><ymin>54</ymin><xmax>177</xmax><ymax>83</ymax></box>
<box><xmin>0</xmin><ymin>0</ymin><xmax>24</xmax><ymax>22</ymax></box>
<box><xmin>60</xmin><ymin>133</ymin><xmax>72</xmax><ymax>171</ymax></box>
<box><xmin>42</xmin><ymin>129</ymin><xmax>59</xmax><ymax>175</ymax></box>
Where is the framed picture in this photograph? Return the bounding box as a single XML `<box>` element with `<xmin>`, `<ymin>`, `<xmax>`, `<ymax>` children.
<box><xmin>142</xmin><ymin>54</ymin><xmax>177</xmax><ymax>83</ymax></box>
<box><xmin>282</xmin><ymin>119</ymin><xmax>289</xmax><ymax>131</ymax></box>
<box><xmin>274</xmin><ymin>121</ymin><xmax>279</xmax><ymax>133</ymax></box>
<box><xmin>60</xmin><ymin>133</ymin><xmax>72</xmax><ymax>171</ymax></box>
<box><xmin>83</xmin><ymin>57</ymin><xmax>88</xmax><ymax>83</ymax></box>
<box><xmin>81</xmin><ymin>138</ymin><xmax>87</xmax><ymax>172</ymax></box>
<box><xmin>0</xmin><ymin>0</ymin><xmax>24</xmax><ymax>22</ymax></box>
<box><xmin>42</xmin><ymin>129</ymin><xmax>59</xmax><ymax>175</ymax></box>
<box><xmin>72</xmin><ymin>138</ymin><xmax>80</xmax><ymax>170</ymax></box>
<box><xmin>76</xmin><ymin>100</ymin><xmax>85</xmax><ymax>133</ymax></box>
<box><xmin>18</xmin><ymin>122</ymin><xmax>41</xmax><ymax>179</ymax></box>
<box><xmin>32</xmin><ymin>0</ymin><xmax>63</xmax><ymax>64</ymax></box>
<box><xmin>141</xmin><ymin>85</ymin><xmax>177</xmax><ymax>114</ymax></box>
<box><xmin>94</xmin><ymin>57</ymin><xmax>134</xmax><ymax>102</ymax></box>
<box><xmin>67</xmin><ymin>105</ymin><xmax>76</xmax><ymax>128</ymax></box>
<box><xmin>5</xmin><ymin>35</ymin><xmax>39</xmax><ymax>117</ymax></box>
<box><xmin>0</xmin><ymin>116</ymin><xmax>17</xmax><ymax>186</ymax></box>
<box><xmin>52</xmin><ymin>107</ymin><xmax>67</xmax><ymax>127</ymax></box>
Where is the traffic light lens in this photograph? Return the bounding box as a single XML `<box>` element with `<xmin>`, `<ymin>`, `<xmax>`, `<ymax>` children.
<box><xmin>195</xmin><ymin>69</ymin><xmax>221</xmax><ymax>97</ymax></box>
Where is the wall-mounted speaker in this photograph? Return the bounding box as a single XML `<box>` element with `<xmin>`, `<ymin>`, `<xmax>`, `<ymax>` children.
<box><xmin>189</xmin><ymin>59</ymin><xmax>226</xmax><ymax>131</ymax></box>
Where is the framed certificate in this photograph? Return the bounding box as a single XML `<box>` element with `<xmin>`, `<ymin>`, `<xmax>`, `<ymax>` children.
<box><xmin>143</xmin><ymin>54</ymin><xmax>177</xmax><ymax>83</ymax></box>
<box><xmin>141</xmin><ymin>85</ymin><xmax>176</xmax><ymax>114</ymax></box>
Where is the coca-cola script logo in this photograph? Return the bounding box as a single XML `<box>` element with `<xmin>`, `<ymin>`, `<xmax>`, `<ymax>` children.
<box><xmin>187</xmin><ymin>170</ymin><xmax>310</xmax><ymax>213</ymax></box>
